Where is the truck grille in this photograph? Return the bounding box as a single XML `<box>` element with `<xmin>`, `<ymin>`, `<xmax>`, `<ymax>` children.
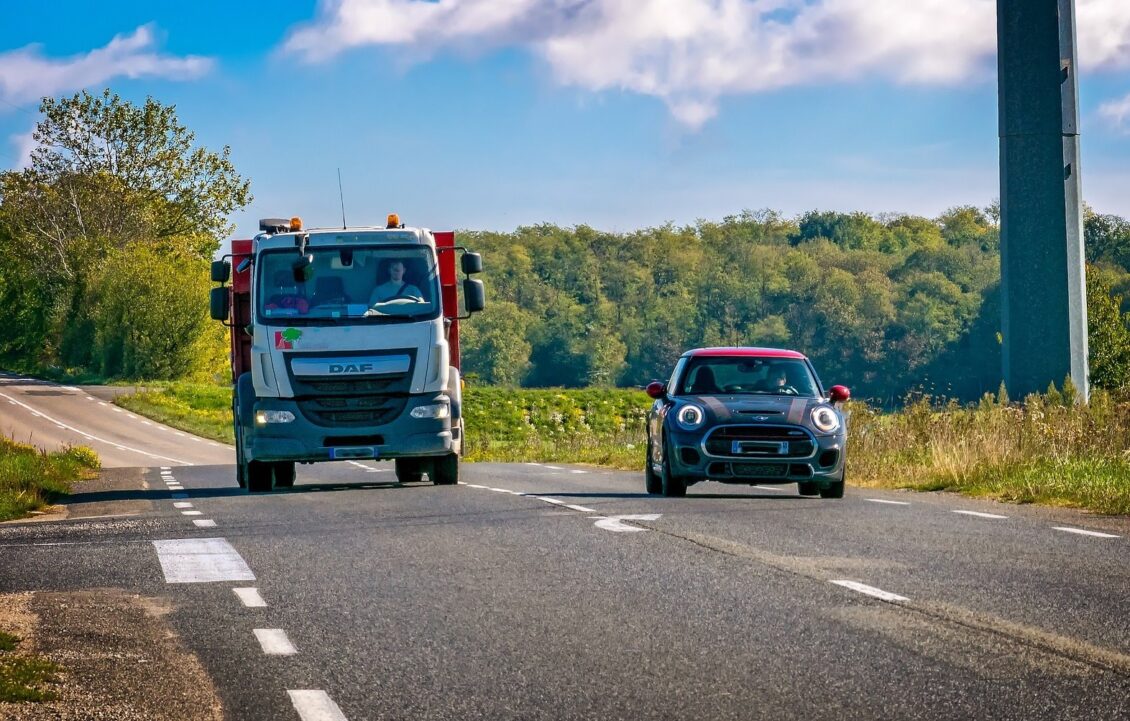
<box><xmin>297</xmin><ymin>396</ymin><xmax>408</xmax><ymax>427</ymax></box>
<box><xmin>703</xmin><ymin>425</ymin><xmax>815</xmax><ymax>458</ymax></box>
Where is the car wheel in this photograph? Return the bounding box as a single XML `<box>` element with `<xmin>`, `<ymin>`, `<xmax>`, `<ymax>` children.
<box><xmin>273</xmin><ymin>461</ymin><xmax>296</xmax><ymax>488</ymax></box>
<box><xmin>395</xmin><ymin>458</ymin><xmax>425</xmax><ymax>484</ymax></box>
<box><xmin>819</xmin><ymin>473</ymin><xmax>845</xmax><ymax>499</ymax></box>
<box><xmin>644</xmin><ymin>433</ymin><xmax>662</xmax><ymax>495</ymax></box>
<box><xmin>246</xmin><ymin>460</ymin><xmax>273</xmax><ymax>493</ymax></box>
<box><xmin>660</xmin><ymin>434</ymin><xmax>686</xmax><ymax>498</ymax></box>
<box><xmin>797</xmin><ymin>481</ymin><xmax>819</xmax><ymax>496</ymax></box>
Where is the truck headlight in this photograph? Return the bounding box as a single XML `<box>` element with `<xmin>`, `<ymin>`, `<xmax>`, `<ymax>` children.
<box><xmin>255</xmin><ymin>410</ymin><xmax>296</xmax><ymax>425</ymax></box>
<box><xmin>410</xmin><ymin>399</ymin><xmax>450</xmax><ymax>419</ymax></box>
<box><xmin>811</xmin><ymin>406</ymin><xmax>840</xmax><ymax>433</ymax></box>
<box><xmin>675</xmin><ymin>404</ymin><xmax>705</xmax><ymax>430</ymax></box>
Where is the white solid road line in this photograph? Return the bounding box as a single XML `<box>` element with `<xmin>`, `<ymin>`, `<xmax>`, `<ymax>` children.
<box><xmin>952</xmin><ymin>510</ymin><xmax>1008</xmax><ymax>519</ymax></box>
<box><xmin>0</xmin><ymin>391</ymin><xmax>194</xmax><ymax>465</ymax></box>
<box><xmin>1053</xmin><ymin>526</ymin><xmax>1121</xmax><ymax>539</ymax></box>
<box><xmin>288</xmin><ymin>690</ymin><xmax>349</xmax><ymax>721</ymax></box>
<box><xmin>254</xmin><ymin>628</ymin><xmax>297</xmax><ymax>655</ymax></box>
<box><xmin>193</xmin><ymin>519</ymin><xmax>217</xmax><ymax>528</ymax></box>
<box><xmin>544</xmin><ymin>465</ymin><xmax>563</xmax><ymax>470</ymax></box>
<box><xmin>234</xmin><ymin>587</ymin><xmax>267</xmax><ymax>608</ymax></box>
<box><xmin>865</xmin><ymin>498</ymin><xmax>910</xmax><ymax>506</ymax></box>
<box><xmin>570</xmin><ymin>469</ymin><xmax>587</xmax><ymax>474</ymax></box>
<box><xmin>564</xmin><ymin>504</ymin><xmax>596</xmax><ymax>513</ymax></box>
<box><xmin>830</xmin><ymin>580</ymin><xmax>909</xmax><ymax>603</ymax></box>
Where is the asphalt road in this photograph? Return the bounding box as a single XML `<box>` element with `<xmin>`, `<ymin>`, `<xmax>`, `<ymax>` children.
<box><xmin>1</xmin><ymin>373</ymin><xmax>1129</xmax><ymax>720</ymax></box>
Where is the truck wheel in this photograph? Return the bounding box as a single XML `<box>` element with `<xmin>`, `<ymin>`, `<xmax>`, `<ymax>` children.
<box><xmin>234</xmin><ymin>425</ymin><xmax>247</xmax><ymax>489</ymax></box>
<box><xmin>273</xmin><ymin>461</ymin><xmax>296</xmax><ymax>488</ymax></box>
<box><xmin>431</xmin><ymin>453</ymin><xmax>459</xmax><ymax>485</ymax></box>
<box><xmin>246</xmin><ymin>460</ymin><xmax>273</xmax><ymax>493</ymax></box>
<box><xmin>394</xmin><ymin>458</ymin><xmax>424</xmax><ymax>484</ymax></box>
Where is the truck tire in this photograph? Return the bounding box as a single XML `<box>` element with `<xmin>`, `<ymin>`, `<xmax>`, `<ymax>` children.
<box><xmin>273</xmin><ymin>461</ymin><xmax>296</xmax><ymax>488</ymax></box>
<box><xmin>234</xmin><ymin>424</ymin><xmax>247</xmax><ymax>489</ymax></box>
<box><xmin>431</xmin><ymin>453</ymin><xmax>459</xmax><ymax>485</ymax></box>
<box><xmin>394</xmin><ymin>458</ymin><xmax>424</xmax><ymax>484</ymax></box>
<box><xmin>246</xmin><ymin>460</ymin><xmax>273</xmax><ymax>493</ymax></box>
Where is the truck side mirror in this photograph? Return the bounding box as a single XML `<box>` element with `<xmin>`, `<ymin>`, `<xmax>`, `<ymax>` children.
<box><xmin>210</xmin><ymin>287</ymin><xmax>230</xmax><ymax>321</ymax></box>
<box><xmin>292</xmin><ymin>254</ymin><xmax>313</xmax><ymax>283</ymax></box>
<box><xmin>461</xmin><ymin>252</ymin><xmax>483</xmax><ymax>275</ymax></box>
<box><xmin>211</xmin><ymin>260</ymin><xmax>231</xmax><ymax>283</ymax></box>
<box><xmin>462</xmin><ymin>278</ymin><xmax>485</xmax><ymax>314</ymax></box>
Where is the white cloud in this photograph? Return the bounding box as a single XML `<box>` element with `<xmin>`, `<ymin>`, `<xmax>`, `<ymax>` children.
<box><xmin>283</xmin><ymin>0</ymin><xmax>1130</xmax><ymax>128</ymax></box>
<box><xmin>0</xmin><ymin>24</ymin><xmax>213</xmax><ymax>107</ymax></box>
<box><xmin>9</xmin><ymin>129</ymin><xmax>37</xmax><ymax>169</ymax></box>
<box><xmin>1099</xmin><ymin>93</ymin><xmax>1130</xmax><ymax>131</ymax></box>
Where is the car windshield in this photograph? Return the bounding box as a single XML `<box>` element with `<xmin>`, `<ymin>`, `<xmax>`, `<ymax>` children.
<box><xmin>678</xmin><ymin>357</ymin><xmax>819</xmax><ymax>397</ymax></box>
<box><xmin>257</xmin><ymin>245</ymin><xmax>439</xmax><ymax>324</ymax></box>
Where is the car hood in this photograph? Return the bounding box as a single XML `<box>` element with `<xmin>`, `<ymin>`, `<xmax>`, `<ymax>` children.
<box><xmin>681</xmin><ymin>394</ymin><xmax>824</xmax><ymax>425</ymax></box>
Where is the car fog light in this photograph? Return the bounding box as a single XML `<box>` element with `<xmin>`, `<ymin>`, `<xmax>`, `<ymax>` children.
<box><xmin>256</xmin><ymin>410</ymin><xmax>296</xmax><ymax>425</ymax></box>
<box><xmin>410</xmin><ymin>402</ymin><xmax>450</xmax><ymax>419</ymax></box>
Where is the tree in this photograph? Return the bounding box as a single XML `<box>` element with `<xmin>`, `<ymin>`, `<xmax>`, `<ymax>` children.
<box><xmin>1086</xmin><ymin>267</ymin><xmax>1130</xmax><ymax>393</ymax></box>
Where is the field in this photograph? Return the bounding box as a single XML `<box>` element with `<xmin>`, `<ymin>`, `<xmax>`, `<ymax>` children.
<box><xmin>0</xmin><ymin>438</ymin><xmax>99</xmax><ymax>522</ymax></box>
<box><xmin>114</xmin><ymin>383</ymin><xmax>1130</xmax><ymax>515</ymax></box>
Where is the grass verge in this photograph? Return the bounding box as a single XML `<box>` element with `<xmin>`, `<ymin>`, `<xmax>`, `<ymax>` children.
<box><xmin>0</xmin><ymin>438</ymin><xmax>99</xmax><ymax>522</ymax></box>
<box><xmin>0</xmin><ymin>632</ymin><xmax>59</xmax><ymax>703</ymax></box>
<box><xmin>115</xmin><ymin>382</ymin><xmax>1130</xmax><ymax>515</ymax></box>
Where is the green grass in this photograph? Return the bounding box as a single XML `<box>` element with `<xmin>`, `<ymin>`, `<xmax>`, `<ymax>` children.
<box><xmin>115</xmin><ymin>382</ymin><xmax>1130</xmax><ymax>515</ymax></box>
<box><xmin>0</xmin><ymin>438</ymin><xmax>99</xmax><ymax>522</ymax></box>
<box><xmin>0</xmin><ymin>633</ymin><xmax>59</xmax><ymax>703</ymax></box>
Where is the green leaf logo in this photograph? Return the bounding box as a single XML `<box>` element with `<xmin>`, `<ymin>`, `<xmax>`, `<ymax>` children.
<box><xmin>281</xmin><ymin>328</ymin><xmax>303</xmax><ymax>343</ymax></box>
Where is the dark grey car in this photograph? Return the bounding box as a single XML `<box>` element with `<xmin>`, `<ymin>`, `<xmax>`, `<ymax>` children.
<box><xmin>645</xmin><ymin>347</ymin><xmax>850</xmax><ymax>498</ymax></box>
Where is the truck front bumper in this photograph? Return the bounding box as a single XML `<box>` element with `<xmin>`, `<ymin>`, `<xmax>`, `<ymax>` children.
<box><xmin>243</xmin><ymin>393</ymin><xmax>454</xmax><ymax>463</ymax></box>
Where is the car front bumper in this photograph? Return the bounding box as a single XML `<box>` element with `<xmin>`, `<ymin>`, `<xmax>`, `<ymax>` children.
<box><xmin>665</xmin><ymin>426</ymin><xmax>845</xmax><ymax>486</ymax></box>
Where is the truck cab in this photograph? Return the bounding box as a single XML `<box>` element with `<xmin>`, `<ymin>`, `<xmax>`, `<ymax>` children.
<box><xmin>210</xmin><ymin>215</ymin><xmax>484</xmax><ymax>492</ymax></box>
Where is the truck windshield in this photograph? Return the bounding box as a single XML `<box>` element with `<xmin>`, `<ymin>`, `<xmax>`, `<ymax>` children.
<box><xmin>257</xmin><ymin>245</ymin><xmax>440</xmax><ymax>323</ymax></box>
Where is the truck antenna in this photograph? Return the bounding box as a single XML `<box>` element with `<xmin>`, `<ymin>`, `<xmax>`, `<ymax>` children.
<box><xmin>337</xmin><ymin>168</ymin><xmax>347</xmax><ymax>229</ymax></box>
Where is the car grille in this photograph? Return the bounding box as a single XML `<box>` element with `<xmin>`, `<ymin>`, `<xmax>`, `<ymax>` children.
<box><xmin>704</xmin><ymin>425</ymin><xmax>815</xmax><ymax>458</ymax></box>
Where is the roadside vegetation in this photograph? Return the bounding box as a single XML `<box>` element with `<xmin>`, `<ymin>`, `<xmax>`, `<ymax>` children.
<box><xmin>0</xmin><ymin>631</ymin><xmax>59</xmax><ymax>703</ymax></box>
<box><xmin>0</xmin><ymin>438</ymin><xmax>99</xmax><ymax>522</ymax></box>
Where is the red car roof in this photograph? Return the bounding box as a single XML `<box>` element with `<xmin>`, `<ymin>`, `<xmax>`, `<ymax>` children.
<box><xmin>683</xmin><ymin>347</ymin><xmax>808</xmax><ymax>359</ymax></box>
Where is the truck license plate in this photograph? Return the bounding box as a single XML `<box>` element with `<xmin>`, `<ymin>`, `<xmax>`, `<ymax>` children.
<box><xmin>330</xmin><ymin>447</ymin><xmax>376</xmax><ymax>460</ymax></box>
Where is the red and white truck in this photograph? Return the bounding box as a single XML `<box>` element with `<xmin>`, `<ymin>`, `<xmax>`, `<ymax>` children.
<box><xmin>210</xmin><ymin>215</ymin><xmax>484</xmax><ymax>492</ymax></box>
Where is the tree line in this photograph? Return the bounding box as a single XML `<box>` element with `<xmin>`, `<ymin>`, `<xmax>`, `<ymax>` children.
<box><xmin>3</xmin><ymin>89</ymin><xmax>1130</xmax><ymax>402</ymax></box>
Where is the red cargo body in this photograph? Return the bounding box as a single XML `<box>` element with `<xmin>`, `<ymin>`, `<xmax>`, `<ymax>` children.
<box><xmin>228</xmin><ymin>239</ymin><xmax>253</xmax><ymax>384</ymax></box>
<box><xmin>434</xmin><ymin>230</ymin><xmax>461</xmax><ymax>370</ymax></box>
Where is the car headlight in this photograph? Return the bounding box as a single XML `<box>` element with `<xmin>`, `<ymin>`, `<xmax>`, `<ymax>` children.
<box><xmin>675</xmin><ymin>404</ymin><xmax>705</xmax><ymax>430</ymax></box>
<box><xmin>811</xmin><ymin>405</ymin><xmax>841</xmax><ymax>433</ymax></box>
<box><xmin>255</xmin><ymin>410</ymin><xmax>296</xmax><ymax>425</ymax></box>
<box><xmin>410</xmin><ymin>399</ymin><xmax>450</xmax><ymax>419</ymax></box>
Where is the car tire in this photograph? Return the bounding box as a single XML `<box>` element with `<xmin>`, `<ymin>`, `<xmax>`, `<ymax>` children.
<box><xmin>797</xmin><ymin>481</ymin><xmax>819</xmax><ymax>496</ymax></box>
<box><xmin>431</xmin><ymin>453</ymin><xmax>459</xmax><ymax>486</ymax></box>
<box><xmin>660</xmin><ymin>435</ymin><xmax>686</xmax><ymax>498</ymax></box>
<box><xmin>395</xmin><ymin>458</ymin><xmax>425</xmax><ymax>484</ymax></box>
<box><xmin>246</xmin><ymin>460</ymin><xmax>273</xmax><ymax>493</ymax></box>
<box><xmin>819</xmin><ymin>474</ymin><xmax>845</xmax><ymax>499</ymax></box>
<box><xmin>273</xmin><ymin>461</ymin><xmax>296</xmax><ymax>488</ymax></box>
<box><xmin>644</xmin><ymin>433</ymin><xmax>662</xmax><ymax>495</ymax></box>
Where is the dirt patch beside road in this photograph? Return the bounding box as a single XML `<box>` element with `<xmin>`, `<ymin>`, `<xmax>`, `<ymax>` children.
<box><xmin>0</xmin><ymin>589</ymin><xmax>222</xmax><ymax>720</ymax></box>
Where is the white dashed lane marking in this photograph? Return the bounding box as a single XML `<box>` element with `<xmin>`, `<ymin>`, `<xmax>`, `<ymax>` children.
<box><xmin>181</xmin><ymin>510</ymin><xmax>203</xmax><ymax>516</ymax></box>
<box><xmin>234</xmin><ymin>587</ymin><xmax>267</xmax><ymax>608</ymax></box>
<box><xmin>152</xmin><ymin>538</ymin><xmax>254</xmax><ymax>583</ymax></box>
<box><xmin>865</xmin><ymin>498</ymin><xmax>910</xmax><ymax>506</ymax></box>
<box><xmin>173</xmin><ymin>502</ymin><xmax>193</xmax><ymax>509</ymax></box>
<box><xmin>193</xmin><ymin>519</ymin><xmax>217</xmax><ymax>528</ymax></box>
<box><xmin>254</xmin><ymin>629</ymin><xmax>297</xmax><ymax>656</ymax></box>
<box><xmin>830</xmin><ymin>580</ymin><xmax>909</xmax><ymax>603</ymax></box>
<box><xmin>288</xmin><ymin>690</ymin><xmax>349</xmax><ymax>721</ymax></box>
<box><xmin>952</xmin><ymin>510</ymin><xmax>1008</xmax><ymax>519</ymax></box>
<box><xmin>1053</xmin><ymin>526</ymin><xmax>1121</xmax><ymax>539</ymax></box>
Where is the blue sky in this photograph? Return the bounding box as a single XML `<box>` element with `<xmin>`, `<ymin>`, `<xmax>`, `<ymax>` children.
<box><xmin>2</xmin><ymin>0</ymin><xmax>1129</xmax><ymax>244</ymax></box>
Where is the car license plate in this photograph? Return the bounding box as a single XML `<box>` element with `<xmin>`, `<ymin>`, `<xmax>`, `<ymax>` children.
<box><xmin>733</xmin><ymin>463</ymin><xmax>788</xmax><ymax>477</ymax></box>
<box><xmin>732</xmin><ymin>440</ymin><xmax>788</xmax><ymax>455</ymax></box>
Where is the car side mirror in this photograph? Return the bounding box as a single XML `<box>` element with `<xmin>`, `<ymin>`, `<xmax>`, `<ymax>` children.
<box><xmin>645</xmin><ymin>381</ymin><xmax>667</xmax><ymax>399</ymax></box>
<box><xmin>210</xmin><ymin>287</ymin><xmax>230</xmax><ymax>321</ymax></box>
<box><xmin>829</xmin><ymin>385</ymin><xmax>851</xmax><ymax>405</ymax></box>
<box><xmin>211</xmin><ymin>260</ymin><xmax>231</xmax><ymax>283</ymax></box>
